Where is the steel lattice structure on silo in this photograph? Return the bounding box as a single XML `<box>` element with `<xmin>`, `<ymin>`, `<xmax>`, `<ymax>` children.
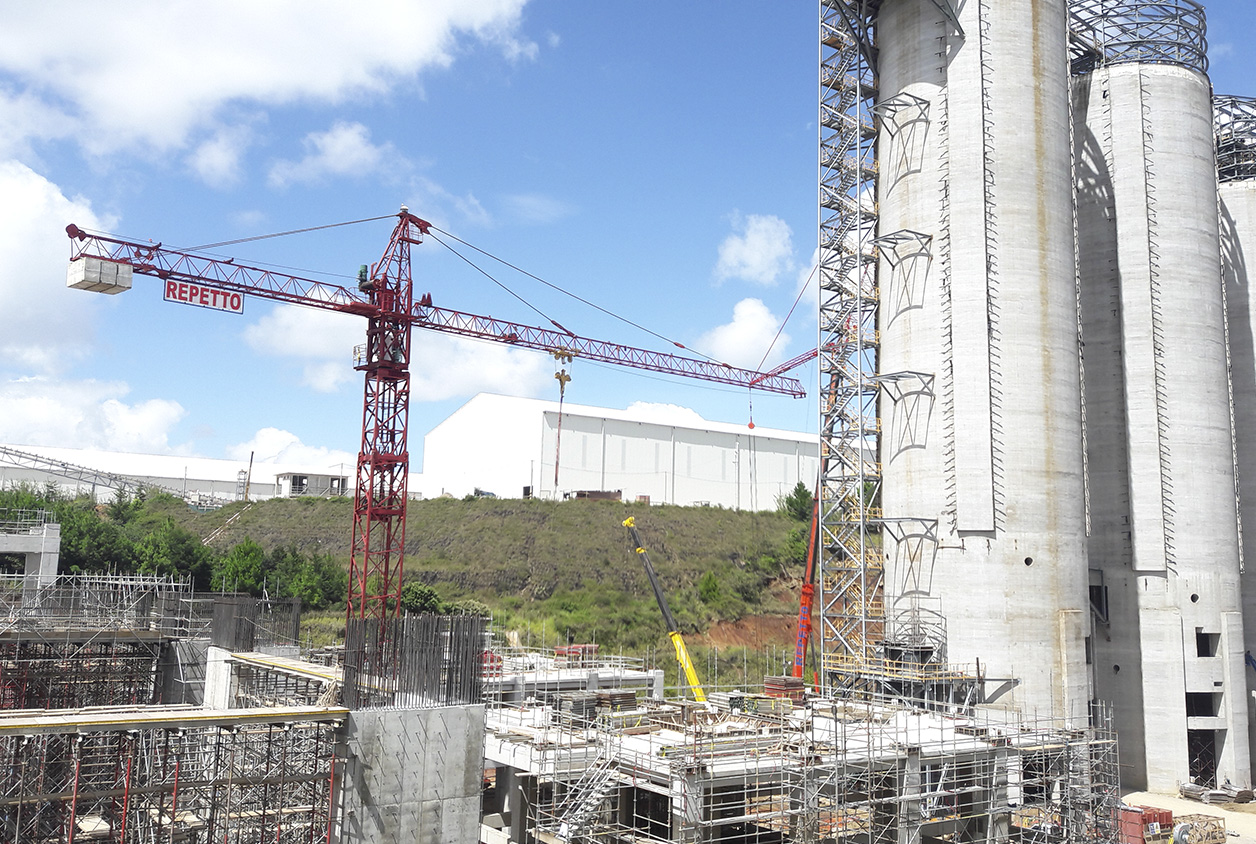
<box><xmin>816</xmin><ymin>0</ymin><xmax>886</xmax><ymax>694</ymax></box>
<box><xmin>820</xmin><ymin>0</ymin><xmax>1094</xmax><ymax>719</ymax></box>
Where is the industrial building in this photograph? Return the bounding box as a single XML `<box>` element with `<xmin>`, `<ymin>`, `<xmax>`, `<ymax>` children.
<box><xmin>414</xmin><ymin>393</ymin><xmax>819</xmax><ymax>508</ymax></box>
<box><xmin>2</xmin><ymin>396</ymin><xmax>821</xmax><ymax>512</ymax></box>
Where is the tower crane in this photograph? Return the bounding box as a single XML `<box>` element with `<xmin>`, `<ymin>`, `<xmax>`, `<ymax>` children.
<box><xmin>64</xmin><ymin>207</ymin><xmax>805</xmax><ymax>682</ymax></box>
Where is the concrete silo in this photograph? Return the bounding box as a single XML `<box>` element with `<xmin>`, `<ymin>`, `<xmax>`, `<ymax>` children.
<box><xmin>1072</xmin><ymin>0</ymin><xmax>1249</xmax><ymax>790</ymax></box>
<box><xmin>874</xmin><ymin>0</ymin><xmax>1090</xmax><ymax>720</ymax></box>
<box><xmin>1219</xmin><ymin>93</ymin><xmax>1256</xmax><ymax>790</ymax></box>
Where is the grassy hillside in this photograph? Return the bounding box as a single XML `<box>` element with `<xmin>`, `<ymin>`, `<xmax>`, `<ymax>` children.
<box><xmin>183</xmin><ymin>496</ymin><xmax>811</xmax><ymax>650</ymax></box>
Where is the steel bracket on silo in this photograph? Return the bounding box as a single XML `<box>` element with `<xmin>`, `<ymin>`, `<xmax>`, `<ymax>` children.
<box><xmin>927</xmin><ymin>0</ymin><xmax>963</xmax><ymax>37</ymax></box>
<box><xmin>875</xmin><ymin>230</ymin><xmax>933</xmax><ymax>318</ymax></box>
<box><xmin>875</xmin><ymin>96</ymin><xmax>932</xmax><ymax>183</ymax></box>
<box><xmin>878</xmin><ymin>516</ymin><xmax>941</xmax><ymax>605</ymax></box>
<box><xmin>878</xmin><ymin>370</ymin><xmax>937</xmax><ymax>457</ymax></box>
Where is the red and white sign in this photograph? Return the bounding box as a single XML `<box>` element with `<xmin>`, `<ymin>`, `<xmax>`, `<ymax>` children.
<box><xmin>163</xmin><ymin>280</ymin><xmax>244</xmax><ymax>315</ymax></box>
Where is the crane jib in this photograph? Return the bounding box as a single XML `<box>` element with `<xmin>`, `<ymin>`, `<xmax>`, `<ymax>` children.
<box><xmin>162</xmin><ymin>279</ymin><xmax>244</xmax><ymax>315</ymax></box>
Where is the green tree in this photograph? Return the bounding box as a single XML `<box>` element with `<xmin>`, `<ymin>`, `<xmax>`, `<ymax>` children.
<box><xmin>267</xmin><ymin>545</ymin><xmax>346</xmax><ymax>610</ymax></box>
<box><xmin>777</xmin><ymin>481</ymin><xmax>814</xmax><ymax>522</ymax></box>
<box><xmin>697</xmin><ymin>571</ymin><xmax>721</xmax><ymax>604</ymax></box>
<box><xmin>399</xmin><ymin>581</ymin><xmax>449</xmax><ymax>615</ymax></box>
<box><xmin>106</xmin><ymin>489</ymin><xmax>146</xmax><ymax>525</ymax></box>
<box><xmin>213</xmin><ymin>537</ymin><xmax>266</xmax><ymax>594</ymax></box>
<box><xmin>136</xmin><ymin>519</ymin><xmax>213</xmax><ymax>587</ymax></box>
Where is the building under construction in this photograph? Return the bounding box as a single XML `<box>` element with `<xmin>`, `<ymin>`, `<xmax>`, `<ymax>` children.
<box><xmin>0</xmin><ymin>568</ymin><xmax>1123</xmax><ymax>844</ymax></box>
<box><xmin>6</xmin><ymin>0</ymin><xmax>1256</xmax><ymax>840</ymax></box>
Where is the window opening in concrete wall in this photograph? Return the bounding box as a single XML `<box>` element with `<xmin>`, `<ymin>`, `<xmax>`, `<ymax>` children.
<box><xmin>1195</xmin><ymin>628</ymin><xmax>1219</xmax><ymax>658</ymax></box>
<box><xmin>1185</xmin><ymin>692</ymin><xmax>1221</xmax><ymax>717</ymax></box>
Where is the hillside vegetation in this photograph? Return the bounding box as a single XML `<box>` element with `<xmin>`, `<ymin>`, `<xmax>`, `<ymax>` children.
<box><xmin>183</xmin><ymin>494</ymin><xmax>812</xmax><ymax>648</ymax></box>
<box><xmin>1</xmin><ymin>484</ymin><xmax>815</xmax><ymax>661</ymax></box>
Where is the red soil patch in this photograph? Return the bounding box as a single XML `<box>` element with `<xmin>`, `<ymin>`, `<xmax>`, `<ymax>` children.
<box><xmin>701</xmin><ymin>614</ymin><xmax>798</xmax><ymax>649</ymax></box>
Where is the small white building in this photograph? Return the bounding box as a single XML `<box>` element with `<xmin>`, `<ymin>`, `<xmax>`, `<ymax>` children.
<box><xmin>274</xmin><ymin>472</ymin><xmax>351</xmax><ymax>498</ymax></box>
<box><xmin>412</xmin><ymin>394</ymin><xmax>818</xmax><ymax>510</ymax></box>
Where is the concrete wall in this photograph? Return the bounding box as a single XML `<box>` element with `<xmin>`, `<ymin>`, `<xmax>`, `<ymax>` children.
<box><xmin>0</xmin><ymin>523</ymin><xmax>59</xmax><ymax>588</ymax></box>
<box><xmin>877</xmin><ymin>0</ymin><xmax>1090</xmax><ymax>720</ymax></box>
<box><xmin>1223</xmin><ymin>179</ymin><xmax>1256</xmax><ymax>785</ymax></box>
<box><xmin>338</xmin><ymin>705</ymin><xmax>486</xmax><ymax>844</ymax></box>
<box><xmin>1077</xmin><ymin>60</ymin><xmax>1250</xmax><ymax>790</ymax></box>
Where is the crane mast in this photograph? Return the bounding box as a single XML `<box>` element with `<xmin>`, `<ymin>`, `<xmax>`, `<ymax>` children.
<box><xmin>349</xmin><ymin>209</ymin><xmax>424</xmax><ymax>625</ymax></box>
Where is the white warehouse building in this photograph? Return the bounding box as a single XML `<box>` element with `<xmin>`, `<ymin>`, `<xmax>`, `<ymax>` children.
<box><xmin>413</xmin><ymin>393</ymin><xmax>819</xmax><ymax>510</ymax></box>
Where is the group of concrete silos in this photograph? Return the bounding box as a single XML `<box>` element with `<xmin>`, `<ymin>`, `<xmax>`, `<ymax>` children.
<box><xmin>871</xmin><ymin>0</ymin><xmax>1256</xmax><ymax>790</ymax></box>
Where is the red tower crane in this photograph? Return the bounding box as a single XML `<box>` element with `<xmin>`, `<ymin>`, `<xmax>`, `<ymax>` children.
<box><xmin>65</xmin><ymin>208</ymin><xmax>805</xmax><ymax>675</ymax></box>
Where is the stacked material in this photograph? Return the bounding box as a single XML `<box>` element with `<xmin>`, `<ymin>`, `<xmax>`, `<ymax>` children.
<box><xmin>763</xmin><ymin>675</ymin><xmax>805</xmax><ymax>702</ymax></box>
<box><xmin>1179</xmin><ymin>782</ymin><xmax>1253</xmax><ymax>804</ymax></box>
<box><xmin>1118</xmin><ymin>805</ymin><xmax>1173</xmax><ymax>844</ymax></box>
<box><xmin>597</xmin><ymin>690</ymin><xmax>637</xmax><ymax>712</ymax></box>
<box><xmin>555</xmin><ymin>692</ymin><xmax>599</xmax><ymax>726</ymax></box>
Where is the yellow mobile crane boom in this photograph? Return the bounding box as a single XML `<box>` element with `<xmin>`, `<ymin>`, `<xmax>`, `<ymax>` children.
<box><xmin>622</xmin><ymin>517</ymin><xmax>706</xmax><ymax>703</ymax></box>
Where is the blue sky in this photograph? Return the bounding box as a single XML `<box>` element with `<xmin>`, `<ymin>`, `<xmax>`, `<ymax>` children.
<box><xmin>0</xmin><ymin>1</ymin><xmax>1252</xmax><ymax>475</ymax></box>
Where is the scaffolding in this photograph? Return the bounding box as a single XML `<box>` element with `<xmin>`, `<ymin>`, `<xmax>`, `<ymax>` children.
<box><xmin>0</xmin><ymin>573</ymin><xmax>207</xmax><ymax>638</ymax></box>
<box><xmin>0</xmin><ymin>705</ymin><xmax>343</xmax><ymax>843</ymax></box>
<box><xmin>511</xmin><ymin>694</ymin><xmax>1119</xmax><ymax>844</ymax></box>
<box><xmin>1216</xmin><ymin>95</ymin><xmax>1256</xmax><ymax>184</ymax></box>
<box><xmin>818</xmin><ymin>0</ymin><xmax>885</xmax><ymax>696</ymax></box>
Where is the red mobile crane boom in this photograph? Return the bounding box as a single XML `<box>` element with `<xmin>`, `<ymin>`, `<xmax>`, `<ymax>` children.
<box><xmin>65</xmin><ymin>208</ymin><xmax>806</xmax><ymax>656</ymax></box>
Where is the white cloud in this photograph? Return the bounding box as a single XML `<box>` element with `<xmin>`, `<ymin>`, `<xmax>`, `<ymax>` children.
<box><xmin>228</xmin><ymin>427</ymin><xmax>356</xmax><ymax>470</ymax></box>
<box><xmin>243</xmin><ymin>306</ymin><xmax>362</xmax><ymax>392</ymax></box>
<box><xmin>0</xmin><ymin>377</ymin><xmax>186</xmax><ymax>453</ymax></box>
<box><xmin>0</xmin><ymin>86</ymin><xmax>74</xmax><ymax>160</ymax></box>
<box><xmin>797</xmin><ymin>246</ymin><xmax>819</xmax><ymax>293</ymax></box>
<box><xmin>269</xmin><ymin>121</ymin><xmax>404</xmax><ymax>188</ymax></box>
<box><xmin>0</xmin><ymin>1</ymin><xmax>537</xmax><ymax>158</ymax></box>
<box><xmin>188</xmin><ymin>125</ymin><xmax>254</xmax><ymax>188</ymax></box>
<box><xmin>501</xmin><ymin>193</ymin><xmax>574</xmax><ymax>225</ymax></box>
<box><xmin>0</xmin><ymin>160</ymin><xmax>113</xmax><ymax>373</ymax></box>
<box><xmin>242</xmin><ymin>303</ymin><xmax>551</xmax><ymax>400</ymax></box>
<box><xmin>696</xmin><ymin>298</ymin><xmax>789</xmax><ymax>369</ymax></box>
<box><xmin>410</xmin><ymin>333</ymin><xmax>551</xmax><ymax>401</ymax></box>
<box><xmin>714</xmin><ymin>213</ymin><xmax>795</xmax><ymax>286</ymax></box>
<box><xmin>410</xmin><ymin>175</ymin><xmax>490</xmax><ymax>226</ymax></box>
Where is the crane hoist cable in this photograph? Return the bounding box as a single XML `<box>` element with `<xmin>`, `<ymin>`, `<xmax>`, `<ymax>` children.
<box><xmin>622</xmin><ymin>516</ymin><xmax>706</xmax><ymax>703</ymax></box>
<box><xmin>430</xmin><ymin>224</ymin><xmax>717</xmax><ymax>363</ymax></box>
<box><xmin>749</xmin><ymin>262</ymin><xmax>817</xmax><ymax>428</ymax></box>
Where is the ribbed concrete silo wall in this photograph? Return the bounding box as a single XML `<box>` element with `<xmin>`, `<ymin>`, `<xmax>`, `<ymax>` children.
<box><xmin>1222</xmin><ymin>172</ymin><xmax>1256</xmax><ymax>789</ymax></box>
<box><xmin>877</xmin><ymin>0</ymin><xmax>1090</xmax><ymax>720</ymax></box>
<box><xmin>1075</xmin><ymin>51</ymin><xmax>1249</xmax><ymax>788</ymax></box>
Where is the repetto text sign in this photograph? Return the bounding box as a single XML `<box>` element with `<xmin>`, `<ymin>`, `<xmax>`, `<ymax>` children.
<box><xmin>164</xmin><ymin>280</ymin><xmax>244</xmax><ymax>314</ymax></box>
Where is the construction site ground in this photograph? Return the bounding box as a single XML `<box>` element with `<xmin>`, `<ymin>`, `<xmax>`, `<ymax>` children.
<box><xmin>1124</xmin><ymin>791</ymin><xmax>1256</xmax><ymax>842</ymax></box>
